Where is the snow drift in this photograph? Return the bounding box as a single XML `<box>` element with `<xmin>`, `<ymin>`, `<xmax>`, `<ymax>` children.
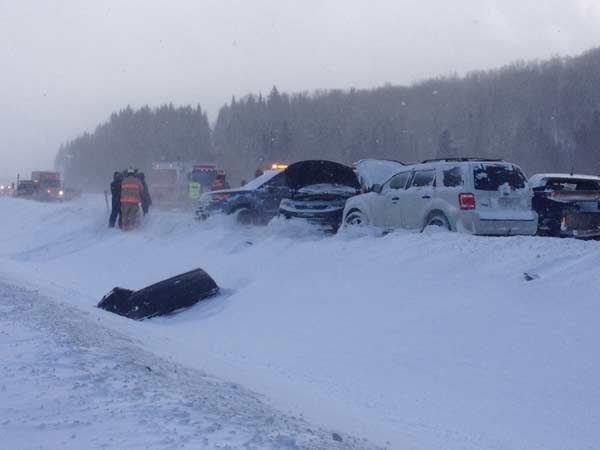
<box><xmin>1</xmin><ymin>195</ymin><xmax>599</xmax><ymax>450</ymax></box>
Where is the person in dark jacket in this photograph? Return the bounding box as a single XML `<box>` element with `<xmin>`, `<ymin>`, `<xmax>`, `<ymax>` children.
<box><xmin>109</xmin><ymin>172</ymin><xmax>124</xmax><ymax>228</ymax></box>
<box><xmin>138</xmin><ymin>172</ymin><xmax>152</xmax><ymax>215</ymax></box>
<box><xmin>211</xmin><ymin>170</ymin><xmax>230</xmax><ymax>191</ymax></box>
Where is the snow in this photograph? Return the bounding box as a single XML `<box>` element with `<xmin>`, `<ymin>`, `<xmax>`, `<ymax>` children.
<box><xmin>0</xmin><ymin>281</ymin><xmax>371</xmax><ymax>450</ymax></box>
<box><xmin>1</xmin><ymin>195</ymin><xmax>600</xmax><ymax>450</ymax></box>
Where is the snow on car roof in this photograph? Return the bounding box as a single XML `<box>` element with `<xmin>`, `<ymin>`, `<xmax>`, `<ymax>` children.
<box><xmin>529</xmin><ymin>173</ymin><xmax>600</xmax><ymax>188</ymax></box>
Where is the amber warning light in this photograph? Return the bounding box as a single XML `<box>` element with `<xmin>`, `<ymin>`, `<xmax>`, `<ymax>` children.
<box><xmin>271</xmin><ymin>163</ymin><xmax>288</xmax><ymax>170</ymax></box>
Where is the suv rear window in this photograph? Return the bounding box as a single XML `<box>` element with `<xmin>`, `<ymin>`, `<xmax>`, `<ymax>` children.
<box><xmin>473</xmin><ymin>164</ymin><xmax>527</xmax><ymax>191</ymax></box>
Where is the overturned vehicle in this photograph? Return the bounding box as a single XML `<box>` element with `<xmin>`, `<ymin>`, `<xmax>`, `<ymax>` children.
<box><xmin>98</xmin><ymin>268</ymin><xmax>219</xmax><ymax>320</ymax></box>
<box><xmin>279</xmin><ymin>160</ymin><xmax>362</xmax><ymax>231</ymax></box>
<box><xmin>530</xmin><ymin>173</ymin><xmax>600</xmax><ymax>238</ymax></box>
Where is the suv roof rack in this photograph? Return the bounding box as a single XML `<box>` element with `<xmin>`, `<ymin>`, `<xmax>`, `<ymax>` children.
<box><xmin>421</xmin><ymin>157</ymin><xmax>505</xmax><ymax>163</ymax></box>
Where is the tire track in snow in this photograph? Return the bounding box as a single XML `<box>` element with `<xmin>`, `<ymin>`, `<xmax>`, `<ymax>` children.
<box><xmin>0</xmin><ymin>281</ymin><xmax>385</xmax><ymax>450</ymax></box>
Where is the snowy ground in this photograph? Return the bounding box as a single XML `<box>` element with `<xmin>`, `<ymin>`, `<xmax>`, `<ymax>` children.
<box><xmin>1</xmin><ymin>195</ymin><xmax>599</xmax><ymax>450</ymax></box>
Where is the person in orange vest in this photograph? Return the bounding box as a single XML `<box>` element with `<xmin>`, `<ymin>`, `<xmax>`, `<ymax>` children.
<box><xmin>120</xmin><ymin>168</ymin><xmax>144</xmax><ymax>230</ymax></box>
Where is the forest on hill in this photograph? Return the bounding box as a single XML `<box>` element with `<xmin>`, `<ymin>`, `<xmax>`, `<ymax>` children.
<box><xmin>55</xmin><ymin>105</ymin><xmax>213</xmax><ymax>189</ymax></box>
<box><xmin>57</xmin><ymin>47</ymin><xmax>600</xmax><ymax>189</ymax></box>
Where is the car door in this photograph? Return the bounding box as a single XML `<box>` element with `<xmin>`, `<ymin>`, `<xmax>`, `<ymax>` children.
<box><xmin>259</xmin><ymin>172</ymin><xmax>291</xmax><ymax>217</ymax></box>
<box><xmin>382</xmin><ymin>171</ymin><xmax>412</xmax><ymax>228</ymax></box>
<box><xmin>402</xmin><ymin>169</ymin><xmax>436</xmax><ymax>229</ymax></box>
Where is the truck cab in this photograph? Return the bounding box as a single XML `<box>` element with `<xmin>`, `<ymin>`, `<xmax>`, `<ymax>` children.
<box><xmin>31</xmin><ymin>171</ymin><xmax>64</xmax><ymax>201</ymax></box>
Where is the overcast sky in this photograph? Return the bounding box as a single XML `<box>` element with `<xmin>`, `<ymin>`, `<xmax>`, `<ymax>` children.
<box><xmin>1</xmin><ymin>0</ymin><xmax>600</xmax><ymax>182</ymax></box>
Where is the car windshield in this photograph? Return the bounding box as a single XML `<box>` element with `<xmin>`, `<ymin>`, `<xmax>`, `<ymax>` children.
<box><xmin>242</xmin><ymin>170</ymin><xmax>283</xmax><ymax>190</ymax></box>
<box><xmin>473</xmin><ymin>164</ymin><xmax>527</xmax><ymax>191</ymax></box>
<box><xmin>191</xmin><ymin>170</ymin><xmax>217</xmax><ymax>186</ymax></box>
<box><xmin>43</xmin><ymin>179</ymin><xmax>61</xmax><ymax>188</ymax></box>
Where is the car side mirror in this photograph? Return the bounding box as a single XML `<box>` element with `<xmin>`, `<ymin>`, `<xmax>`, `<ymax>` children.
<box><xmin>371</xmin><ymin>184</ymin><xmax>382</xmax><ymax>194</ymax></box>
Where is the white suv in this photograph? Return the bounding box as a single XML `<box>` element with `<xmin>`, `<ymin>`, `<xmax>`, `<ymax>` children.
<box><xmin>342</xmin><ymin>158</ymin><xmax>538</xmax><ymax>235</ymax></box>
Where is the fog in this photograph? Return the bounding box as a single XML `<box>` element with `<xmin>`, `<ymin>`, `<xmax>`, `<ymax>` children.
<box><xmin>1</xmin><ymin>0</ymin><xmax>600</xmax><ymax>183</ymax></box>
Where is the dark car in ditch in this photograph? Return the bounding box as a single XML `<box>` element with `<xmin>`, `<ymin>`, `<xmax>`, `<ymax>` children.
<box><xmin>278</xmin><ymin>160</ymin><xmax>362</xmax><ymax>231</ymax></box>
<box><xmin>196</xmin><ymin>169</ymin><xmax>291</xmax><ymax>224</ymax></box>
<box><xmin>529</xmin><ymin>173</ymin><xmax>600</xmax><ymax>238</ymax></box>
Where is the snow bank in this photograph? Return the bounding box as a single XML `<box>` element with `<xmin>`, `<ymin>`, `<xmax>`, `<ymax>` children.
<box><xmin>0</xmin><ymin>281</ymin><xmax>376</xmax><ymax>450</ymax></box>
<box><xmin>1</xmin><ymin>195</ymin><xmax>599</xmax><ymax>450</ymax></box>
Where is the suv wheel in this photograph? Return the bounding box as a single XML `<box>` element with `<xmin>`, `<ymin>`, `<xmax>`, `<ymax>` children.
<box><xmin>345</xmin><ymin>210</ymin><xmax>369</xmax><ymax>227</ymax></box>
<box><xmin>423</xmin><ymin>212</ymin><xmax>450</xmax><ymax>231</ymax></box>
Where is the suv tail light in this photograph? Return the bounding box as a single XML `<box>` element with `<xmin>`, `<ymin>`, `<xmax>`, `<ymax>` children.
<box><xmin>459</xmin><ymin>193</ymin><xmax>476</xmax><ymax>210</ymax></box>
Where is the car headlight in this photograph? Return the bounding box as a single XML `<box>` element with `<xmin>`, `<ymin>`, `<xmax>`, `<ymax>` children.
<box><xmin>59</xmin><ymin>190</ymin><xmax>64</xmax><ymax>196</ymax></box>
<box><xmin>279</xmin><ymin>198</ymin><xmax>292</xmax><ymax>208</ymax></box>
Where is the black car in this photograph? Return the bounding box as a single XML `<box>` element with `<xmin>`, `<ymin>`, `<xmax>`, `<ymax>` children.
<box><xmin>196</xmin><ymin>169</ymin><xmax>291</xmax><ymax>224</ymax></box>
<box><xmin>530</xmin><ymin>173</ymin><xmax>600</xmax><ymax>238</ymax></box>
<box><xmin>279</xmin><ymin>160</ymin><xmax>361</xmax><ymax>231</ymax></box>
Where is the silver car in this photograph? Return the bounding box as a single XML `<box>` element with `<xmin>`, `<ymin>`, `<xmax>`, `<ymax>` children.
<box><xmin>342</xmin><ymin>158</ymin><xmax>538</xmax><ymax>235</ymax></box>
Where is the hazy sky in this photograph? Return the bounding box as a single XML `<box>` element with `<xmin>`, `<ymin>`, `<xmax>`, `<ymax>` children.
<box><xmin>2</xmin><ymin>0</ymin><xmax>600</xmax><ymax>182</ymax></box>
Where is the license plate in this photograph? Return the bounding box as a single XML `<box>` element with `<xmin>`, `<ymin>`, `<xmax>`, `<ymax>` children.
<box><xmin>498</xmin><ymin>197</ymin><xmax>518</xmax><ymax>207</ymax></box>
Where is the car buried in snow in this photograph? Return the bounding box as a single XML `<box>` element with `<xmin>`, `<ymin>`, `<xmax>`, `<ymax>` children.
<box><xmin>196</xmin><ymin>169</ymin><xmax>291</xmax><ymax>224</ymax></box>
<box><xmin>529</xmin><ymin>173</ymin><xmax>600</xmax><ymax>238</ymax></box>
<box><xmin>98</xmin><ymin>268</ymin><xmax>219</xmax><ymax>320</ymax></box>
<box><xmin>278</xmin><ymin>160</ymin><xmax>362</xmax><ymax>232</ymax></box>
<box><xmin>342</xmin><ymin>158</ymin><xmax>538</xmax><ymax>235</ymax></box>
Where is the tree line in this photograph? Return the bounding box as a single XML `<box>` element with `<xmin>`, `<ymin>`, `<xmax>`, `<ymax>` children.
<box><xmin>57</xmin><ymin>47</ymin><xmax>600</xmax><ymax>189</ymax></box>
<box><xmin>55</xmin><ymin>104</ymin><xmax>213</xmax><ymax>189</ymax></box>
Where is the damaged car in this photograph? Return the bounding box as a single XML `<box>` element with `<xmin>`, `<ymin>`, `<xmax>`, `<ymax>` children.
<box><xmin>530</xmin><ymin>173</ymin><xmax>600</xmax><ymax>238</ymax></box>
<box><xmin>196</xmin><ymin>169</ymin><xmax>291</xmax><ymax>224</ymax></box>
<box><xmin>98</xmin><ymin>268</ymin><xmax>219</xmax><ymax>320</ymax></box>
<box><xmin>279</xmin><ymin>160</ymin><xmax>361</xmax><ymax>231</ymax></box>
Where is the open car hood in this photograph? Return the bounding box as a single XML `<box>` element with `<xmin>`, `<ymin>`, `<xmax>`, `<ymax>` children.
<box><xmin>354</xmin><ymin>159</ymin><xmax>405</xmax><ymax>189</ymax></box>
<box><xmin>284</xmin><ymin>160</ymin><xmax>360</xmax><ymax>191</ymax></box>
